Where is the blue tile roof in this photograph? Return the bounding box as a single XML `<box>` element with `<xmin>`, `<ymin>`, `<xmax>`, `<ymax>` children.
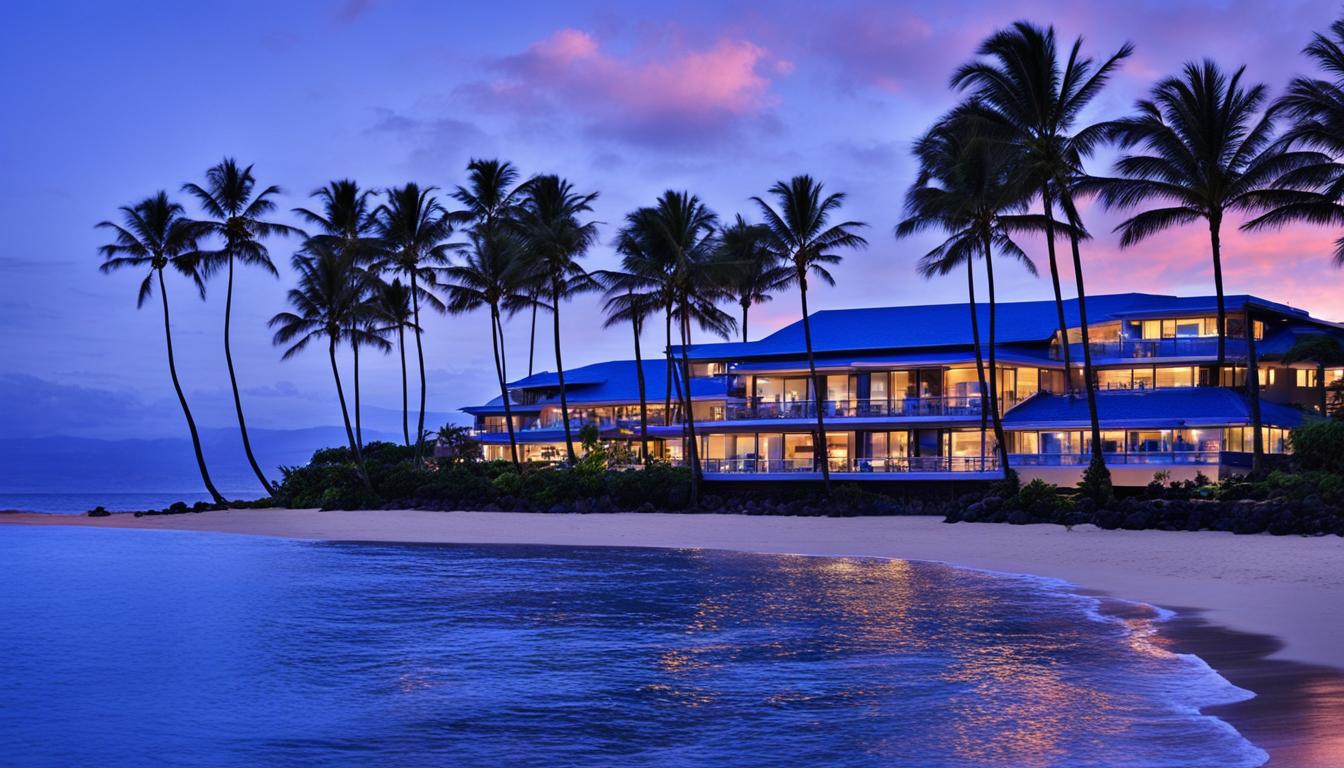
<box><xmin>679</xmin><ymin>293</ymin><xmax>1335</xmax><ymax>361</ymax></box>
<box><xmin>463</xmin><ymin>359</ymin><xmax>724</xmax><ymax>414</ymax></box>
<box><xmin>1002</xmin><ymin>388</ymin><xmax>1307</xmax><ymax>430</ymax></box>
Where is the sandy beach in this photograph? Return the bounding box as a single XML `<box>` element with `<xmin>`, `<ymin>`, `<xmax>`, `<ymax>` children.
<box><xmin>5</xmin><ymin>508</ymin><xmax>1344</xmax><ymax>764</ymax></box>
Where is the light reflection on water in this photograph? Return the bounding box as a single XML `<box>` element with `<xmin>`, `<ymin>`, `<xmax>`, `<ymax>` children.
<box><xmin>0</xmin><ymin>528</ymin><xmax>1266</xmax><ymax>767</ymax></box>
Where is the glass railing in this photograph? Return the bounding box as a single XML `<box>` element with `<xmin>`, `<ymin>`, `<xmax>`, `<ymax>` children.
<box><xmin>723</xmin><ymin>395</ymin><xmax>1012</xmax><ymax>421</ymax></box>
<box><xmin>1056</xmin><ymin>337</ymin><xmax>1247</xmax><ymax>360</ymax></box>
<box><xmin>697</xmin><ymin>456</ymin><xmax>1000</xmax><ymax>474</ymax></box>
<box><xmin>1008</xmin><ymin>451</ymin><xmax>1221</xmax><ymax>466</ymax></box>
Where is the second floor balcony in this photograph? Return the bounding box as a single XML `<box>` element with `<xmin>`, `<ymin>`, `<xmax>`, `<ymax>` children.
<box><xmin>1058</xmin><ymin>336</ymin><xmax>1247</xmax><ymax>361</ymax></box>
<box><xmin>724</xmin><ymin>394</ymin><xmax>1011</xmax><ymax>421</ymax></box>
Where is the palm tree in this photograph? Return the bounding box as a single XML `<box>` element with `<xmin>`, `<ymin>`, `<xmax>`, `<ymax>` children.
<box><xmin>716</xmin><ymin>215</ymin><xmax>792</xmax><ymax>342</ymax></box>
<box><xmin>513</xmin><ymin>174</ymin><xmax>600</xmax><ymax>464</ymax></box>
<box><xmin>373</xmin><ymin>183</ymin><xmax>456</xmax><ymax>462</ymax></box>
<box><xmin>609</xmin><ymin>208</ymin><xmax>683</xmax><ymax>428</ymax></box>
<box><xmin>1283</xmin><ymin>334</ymin><xmax>1344</xmax><ymax>416</ymax></box>
<box><xmin>1082</xmin><ymin>60</ymin><xmax>1323</xmax><ymax>366</ymax></box>
<box><xmin>952</xmin><ymin>22</ymin><xmax>1132</xmax><ymax>498</ymax></box>
<box><xmin>270</xmin><ymin>241</ymin><xmax>388</xmax><ymax>486</ymax></box>
<box><xmin>441</xmin><ymin>230</ymin><xmax>528</xmax><ymax>468</ymax></box>
<box><xmin>753</xmin><ymin>176</ymin><xmax>868</xmax><ymax>495</ymax></box>
<box><xmin>595</xmin><ymin>267</ymin><xmax>661</xmax><ymax>465</ymax></box>
<box><xmin>184</xmin><ymin>158</ymin><xmax>296</xmax><ymax>495</ymax></box>
<box><xmin>97</xmin><ymin>193</ymin><xmax>224</xmax><ymax>504</ymax></box>
<box><xmin>656</xmin><ymin>194</ymin><xmax>737</xmax><ymax>499</ymax></box>
<box><xmin>370</xmin><ymin>278</ymin><xmax>416</xmax><ymax>446</ymax></box>
<box><xmin>896</xmin><ymin>115</ymin><xmax>1039</xmax><ymax>482</ymax></box>
<box><xmin>294</xmin><ymin>180</ymin><xmax>381</xmax><ymax>447</ymax></box>
<box><xmin>1251</xmin><ymin>17</ymin><xmax>1344</xmax><ymax>268</ymax></box>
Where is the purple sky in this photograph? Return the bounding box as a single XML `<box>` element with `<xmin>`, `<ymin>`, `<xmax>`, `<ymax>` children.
<box><xmin>4</xmin><ymin>0</ymin><xmax>1344</xmax><ymax>443</ymax></box>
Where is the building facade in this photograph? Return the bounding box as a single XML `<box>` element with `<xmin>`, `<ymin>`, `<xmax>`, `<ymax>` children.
<box><xmin>464</xmin><ymin>293</ymin><xmax>1344</xmax><ymax>487</ymax></box>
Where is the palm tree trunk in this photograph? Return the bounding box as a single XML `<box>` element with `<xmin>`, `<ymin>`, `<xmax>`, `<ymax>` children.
<box><xmin>981</xmin><ymin>234</ymin><xmax>1013</xmax><ymax>482</ymax></box>
<box><xmin>965</xmin><ymin>259</ymin><xmax>992</xmax><ymax>477</ymax></box>
<box><xmin>410</xmin><ymin>272</ymin><xmax>428</xmax><ymax>463</ymax></box>
<box><xmin>678</xmin><ymin>307</ymin><xmax>702</xmax><ymax>502</ymax></box>
<box><xmin>223</xmin><ymin>252</ymin><xmax>275</xmax><ymax>495</ymax></box>
<box><xmin>490</xmin><ymin>305</ymin><xmax>521</xmax><ymax>468</ymax></box>
<box><xmin>798</xmin><ymin>276</ymin><xmax>832</xmax><ymax>495</ymax></box>
<box><xmin>1247</xmin><ymin>309</ymin><xmax>1265</xmax><ymax>474</ymax></box>
<box><xmin>632</xmin><ymin>316</ymin><xmax>651</xmax><ymax>465</ymax></box>
<box><xmin>1040</xmin><ymin>187</ymin><xmax>1074</xmax><ymax>394</ymax></box>
<box><xmin>329</xmin><ymin>336</ymin><xmax>369</xmax><ymax>489</ymax></box>
<box><xmin>552</xmin><ymin>283</ymin><xmax>576</xmax><ymax>463</ymax></box>
<box><xmin>741</xmin><ymin>302</ymin><xmax>750</xmax><ymax>343</ymax></box>
<box><xmin>397</xmin><ymin>325</ymin><xmax>409</xmax><ymax>446</ymax></box>
<box><xmin>352</xmin><ymin>336</ymin><xmax>362</xmax><ymax>449</ymax></box>
<box><xmin>1318</xmin><ymin>362</ymin><xmax>1328</xmax><ymax>416</ymax></box>
<box><xmin>528</xmin><ymin>299</ymin><xmax>537</xmax><ymax>377</ymax></box>
<box><xmin>1210</xmin><ymin>212</ymin><xmax>1227</xmax><ymax>366</ymax></box>
<box><xmin>158</xmin><ymin>269</ymin><xmax>225</xmax><ymax>504</ymax></box>
<box><xmin>1064</xmin><ymin>213</ymin><xmax>1106</xmax><ymax>474</ymax></box>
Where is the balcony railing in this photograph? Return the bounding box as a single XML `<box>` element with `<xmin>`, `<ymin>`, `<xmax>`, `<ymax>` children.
<box><xmin>1056</xmin><ymin>337</ymin><xmax>1247</xmax><ymax>360</ymax></box>
<box><xmin>1008</xmin><ymin>451</ymin><xmax>1221</xmax><ymax>466</ymax></box>
<box><xmin>724</xmin><ymin>395</ymin><xmax>1007</xmax><ymax>421</ymax></box>
<box><xmin>698</xmin><ymin>455</ymin><xmax>999</xmax><ymax>474</ymax></box>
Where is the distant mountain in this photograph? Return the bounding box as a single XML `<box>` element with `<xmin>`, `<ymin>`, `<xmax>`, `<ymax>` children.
<box><xmin>0</xmin><ymin>426</ymin><xmax>402</xmax><ymax>496</ymax></box>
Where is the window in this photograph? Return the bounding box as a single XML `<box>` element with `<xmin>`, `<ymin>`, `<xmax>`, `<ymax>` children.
<box><xmin>1155</xmin><ymin>366</ymin><xmax>1195</xmax><ymax>388</ymax></box>
<box><xmin>891</xmin><ymin>370</ymin><xmax>915</xmax><ymax>398</ymax></box>
<box><xmin>1258</xmin><ymin>367</ymin><xmax>1277</xmax><ymax>386</ymax></box>
<box><xmin>1016</xmin><ymin>367</ymin><xmax>1040</xmax><ymax>401</ymax></box>
<box><xmin>949</xmin><ymin>430</ymin><xmax>994</xmax><ymax>457</ymax></box>
<box><xmin>1097</xmin><ymin>369</ymin><xmax>1133</xmax><ymax>390</ymax></box>
<box><xmin>1298</xmin><ymin>369</ymin><xmax>1316</xmax><ymax>388</ymax></box>
<box><xmin>944</xmin><ymin>367</ymin><xmax>983</xmax><ymax>399</ymax></box>
<box><xmin>690</xmin><ymin>362</ymin><xmax>725</xmax><ymax>378</ymax></box>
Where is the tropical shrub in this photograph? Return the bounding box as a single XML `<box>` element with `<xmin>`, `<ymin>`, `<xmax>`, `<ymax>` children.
<box><xmin>1289</xmin><ymin>420</ymin><xmax>1344</xmax><ymax>475</ymax></box>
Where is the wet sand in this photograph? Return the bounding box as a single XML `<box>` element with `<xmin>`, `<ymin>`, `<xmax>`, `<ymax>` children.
<box><xmin>5</xmin><ymin>508</ymin><xmax>1344</xmax><ymax>765</ymax></box>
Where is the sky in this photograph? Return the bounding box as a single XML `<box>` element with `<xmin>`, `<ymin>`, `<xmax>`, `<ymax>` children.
<box><xmin>3</xmin><ymin>0</ymin><xmax>1344</xmax><ymax>448</ymax></box>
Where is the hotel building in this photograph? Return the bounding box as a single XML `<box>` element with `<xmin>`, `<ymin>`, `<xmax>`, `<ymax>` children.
<box><xmin>464</xmin><ymin>293</ymin><xmax>1344</xmax><ymax>487</ymax></box>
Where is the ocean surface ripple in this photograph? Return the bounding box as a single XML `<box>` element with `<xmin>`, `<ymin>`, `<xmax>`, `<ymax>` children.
<box><xmin>0</xmin><ymin>528</ymin><xmax>1266</xmax><ymax>767</ymax></box>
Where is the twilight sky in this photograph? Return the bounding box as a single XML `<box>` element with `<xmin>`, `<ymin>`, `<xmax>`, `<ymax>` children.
<box><xmin>4</xmin><ymin>0</ymin><xmax>1344</xmax><ymax>445</ymax></box>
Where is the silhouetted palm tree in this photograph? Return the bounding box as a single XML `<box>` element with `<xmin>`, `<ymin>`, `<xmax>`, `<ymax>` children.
<box><xmin>897</xmin><ymin>114</ymin><xmax>1040</xmax><ymax>482</ymax></box>
<box><xmin>441</xmin><ymin>230</ymin><xmax>528</xmax><ymax>468</ymax></box>
<box><xmin>270</xmin><ymin>241</ymin><xmax>388</xmax><ymax>487</ymax></box>
<box><xmin>596</xmin><ymin>266</ymin><xmax>661</xmax><ymax>465</ymax></box>
<box><xmin>1253</xmin><ymin>17</ymin><xmax>1344</xmax><ymax>268</ymax></box>
<box><xmin>97</xmin><ymin>192</ymin><xmax>224</xmax><ymax>504</ymax></box>
<box><xmin>514</xmin><ymin>174</ymin><xmax>600</xmax><ymax>464</ymax></box>
<box><xmin>373</xmin><ymin>183</ymin><xmax>456</xmax><ymax>462</ymax></box>
<box><xmin>371</xmin><ymin>279</ymin><xmax>416</xmax><ymax>446</ymax></box>
<box><xmin>953</xmin><ymin>21</ymin><xmax>1132</xmax><ymax>498</ymax></box>
<box><xmin>609</xmin><ymin>208</ymin><xmax>683</xmax><ymax>428</ymax></box>
<box><xmin>753</xmin><ymin>176</ymin><xmax>868</xmax><ymax>495</ymax></box>
<box><xmin>184</xmin><ymin>158</ymin><xmax>297</xmax><ymax>496</ymax></box>
<box><xmin>716</xmin><ymin>215</ymin><xmax>792</xmax><ymax>342</ymax></box>
<box><xmin>294</xmin><ymin>179</ymin><xmax>381</xmax><ymax>446</ymax></box>
<box><xmin>1083</xmin><ymin>60</ymin><xmax>1322</xmax><ymax>366</ymax></box>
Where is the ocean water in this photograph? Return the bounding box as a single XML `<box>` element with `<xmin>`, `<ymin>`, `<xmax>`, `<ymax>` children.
<box><xmin>0</xmin><ymin>528</ymin><xmax>1266</xmax><ymax>767</ymax></box>
<box><xmin>0</xmin><ymin>492</ymin><xmax>252</xmax><ymax>514</ymax></box>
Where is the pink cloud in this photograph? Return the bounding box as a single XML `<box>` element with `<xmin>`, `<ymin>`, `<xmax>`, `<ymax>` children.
<box><xmin>463</xmin><ymin>28</ymin><xmax>788</xmax><ymax>146</ymax></box>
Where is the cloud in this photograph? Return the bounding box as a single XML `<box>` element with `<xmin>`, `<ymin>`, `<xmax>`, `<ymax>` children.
<box><xmin>335</xmin><ymin>0</ymin><xmax>376</xmax><ymax>23</ymax></box>
<box><xmin>366</xmin><ymin>108</ymin><xmax>489</xmax><ymax>169</ymax></box>
<box><xmin>459</xmin><ymin>28</ymin><xmax>789</xmax><ymax>147</ymax></box>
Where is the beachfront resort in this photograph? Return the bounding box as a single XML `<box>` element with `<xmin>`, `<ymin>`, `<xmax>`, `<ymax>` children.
<box><xmin>465</xmin><ymin>292</ymin><xmax>1344</xmax><ymax>487</ymax></box>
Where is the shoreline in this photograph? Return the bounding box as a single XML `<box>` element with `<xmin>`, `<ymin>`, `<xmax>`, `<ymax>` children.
<box><xmin>6</xmin><ymin>508</ymin><xmax>1344</xmax><ymax>764</ymax></box>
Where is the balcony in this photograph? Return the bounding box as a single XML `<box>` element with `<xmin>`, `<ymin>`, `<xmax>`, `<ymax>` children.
<box><xmin>1056</xmin><ymin>337</ymin><xmax>1246</xmax><ymax>360</ymax></box>
<box><xmin>723</xmin><ymin>395</ymin><xmax>1005</xmax><ymax>421</ymax></box>
<box><xmin>698</xmin><ymin>456</ymin><xmax>1000</xmax><ymax>474</ymax></box>
<box><xmin>1008</xmin><ymin>451</ymin><xmax>1220</xmax><ymax>466</ymax></box>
